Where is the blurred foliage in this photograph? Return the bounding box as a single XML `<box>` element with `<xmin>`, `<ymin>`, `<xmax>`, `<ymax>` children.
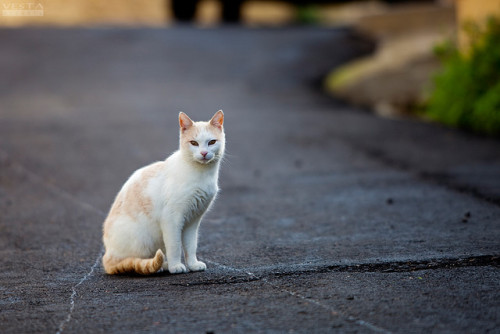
<box><xmin>296</xmin><ymin>5</ymin><xmax>319</xmax><ymax>25</ymax></box>
<box><xmin>425</xmin><ymin>16</ymin><xmax>500</xmax><ymax>137</ymax></box>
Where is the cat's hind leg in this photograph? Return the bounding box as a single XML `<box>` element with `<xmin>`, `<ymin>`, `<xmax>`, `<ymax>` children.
<box><xmin>103</xmin><ymin>249</ymin><xmax>164</xmax><ymax>275</ymax></box>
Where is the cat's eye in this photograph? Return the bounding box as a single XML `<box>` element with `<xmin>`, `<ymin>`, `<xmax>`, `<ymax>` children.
<box><xmin>190</xmin><ymin>141</ymin><xmax>199</xmax><ymax>146</ymax></box>
<box><xmin>208</xmin><ymin>140</ymin><xmax>217</xmax><ymax>146</ymax></box>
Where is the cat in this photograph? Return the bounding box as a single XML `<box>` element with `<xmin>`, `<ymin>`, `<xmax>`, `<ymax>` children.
<box><xmin>102</xmin><ymin>110</ymin><xmax>225</xmax><ymax>275</ymax></box>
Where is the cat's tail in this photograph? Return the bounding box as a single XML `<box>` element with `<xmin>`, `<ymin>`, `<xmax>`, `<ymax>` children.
<box><xmin>103</xmin><ymin>249</ymin><xmax>164</xmax><ymax>275</ymax></box>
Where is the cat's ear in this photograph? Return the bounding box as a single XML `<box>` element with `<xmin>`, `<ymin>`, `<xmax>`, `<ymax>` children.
<box><xmin>179</xmin><ymin>112</ymin><xmax>194</xmax><ymax>132</ymax></box>
<box><xmin>210</xmin><ymin>110</ymin><xmax>224</xmax><ymax>130</ymax></box>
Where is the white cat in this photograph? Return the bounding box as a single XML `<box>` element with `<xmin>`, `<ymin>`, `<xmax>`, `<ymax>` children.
<box><xmin>102</xmin><ymin>110</ymin><xmax>225</xmax><ymax>275</ymax></box>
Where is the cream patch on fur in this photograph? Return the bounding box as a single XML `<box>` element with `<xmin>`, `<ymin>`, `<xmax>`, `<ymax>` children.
<box><xmin>123</xmin><ymin>161</ymin><xmax>163</xmax><ymax>218</ymax></box>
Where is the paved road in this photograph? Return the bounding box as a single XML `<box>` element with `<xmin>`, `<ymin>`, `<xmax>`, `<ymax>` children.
<box><xmin>0</xmin><ymin>27</ymin><xmax>499</xmax><ymax>333</ymax></box>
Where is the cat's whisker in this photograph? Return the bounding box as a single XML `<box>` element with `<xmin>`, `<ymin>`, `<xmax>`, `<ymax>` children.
<box><xmin>218</xmin><ymin>150</ymin><xmax>235</xmax><ymax>166</ymax></box>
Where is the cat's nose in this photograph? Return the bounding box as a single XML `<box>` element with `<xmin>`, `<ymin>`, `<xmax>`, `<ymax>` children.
<box><xmin>201</xmin><ymin>151</ymin><xmax>208</xmax><ymax>157</ymax></box>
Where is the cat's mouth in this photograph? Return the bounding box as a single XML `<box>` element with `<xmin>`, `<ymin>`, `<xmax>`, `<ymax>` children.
<box><xmin>198</xmin><ymin>157</ymin><xmax>213</xmax><ymax>164</ymax></box>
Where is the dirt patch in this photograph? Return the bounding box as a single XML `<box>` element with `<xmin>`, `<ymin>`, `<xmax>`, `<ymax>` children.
<box><xmin>325</xmin><ymin>3</ymin><xmax>456</xmax><ymax>118</ymax></box>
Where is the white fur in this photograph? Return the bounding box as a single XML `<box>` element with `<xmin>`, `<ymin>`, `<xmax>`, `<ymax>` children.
<box><xmin>103</xmin><ymin>111</ymin><xmax>225</xmax><ymax>274</ymax></box>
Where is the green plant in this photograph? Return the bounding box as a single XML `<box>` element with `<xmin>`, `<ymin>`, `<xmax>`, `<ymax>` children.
<box><xmin>296</xmin><ymin>5</ymin><xmax>319</xmax><ymax>25</ymax></box>
<box><xmin>425</xmin><ymin>17</ymin><xmax>500</xmax><ymax>137</ymax></box>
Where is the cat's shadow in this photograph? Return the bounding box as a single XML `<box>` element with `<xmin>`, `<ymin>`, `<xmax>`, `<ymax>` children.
<box><xmin>101</xmin><ymin>268</ymin><xmax>208</xmax><ymax>280</ymax></box>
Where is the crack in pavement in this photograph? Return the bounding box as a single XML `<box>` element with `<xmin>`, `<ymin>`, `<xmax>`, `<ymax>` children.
<box><xmin>267</xmin><ymin>254</ymin><xmax>500</xmax><ymax>277</ymax></box>
<box><xmin>179</xmin><ymin>255</ymin><xmax>500</xmax><ymax>288</ymax></box>
<box><xmin>204</xmin><ymin>259</ymin><xmax>392</xmax><ymax>333</ymax></box>
<box><xmin>56</xmin><ymin>247</ymin><xmax>104</xmax><ymax>334</ymax></box>
<box><xmin>0</xmin><ymin>150</ymin><xmax>106</xmax><ymax>334</ymax></box>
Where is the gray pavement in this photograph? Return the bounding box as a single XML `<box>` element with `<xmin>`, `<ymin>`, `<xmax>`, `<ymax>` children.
<box><xmin>0</xmin><ymin>27</ymin><xmax>499</xmax><ymax>333</ymax></box>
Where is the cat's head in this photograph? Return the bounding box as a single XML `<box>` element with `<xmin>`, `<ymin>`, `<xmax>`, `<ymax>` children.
<box><xmin>179</xmin><ymin>110</ymin><xmax>225</xmax><ymax>165</ymax></box>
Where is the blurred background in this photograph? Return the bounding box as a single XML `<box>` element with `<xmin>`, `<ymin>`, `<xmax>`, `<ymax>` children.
<box><xmin>0</xmin><ymin>0</ymin><xmax>452</xmax><ymax>27</ymax></box>
<box><xmin>1</xmin><ymin>0</ymin><xmax>499</xmax><ymax>135</ymax></box>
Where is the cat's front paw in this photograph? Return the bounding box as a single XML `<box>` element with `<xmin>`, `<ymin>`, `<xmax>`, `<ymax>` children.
<box><xmin>188</xmin><ymin>261</ymin><xmax>207</xmax><ymax>272</ymax></box>
<box><xmin>168</xmin><ymin>263</ymin><xmax>187</xmax><ymax>274</ymax></box>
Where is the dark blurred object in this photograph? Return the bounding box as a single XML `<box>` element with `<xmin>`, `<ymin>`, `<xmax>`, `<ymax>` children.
<box><xmin>222</xmin><ymin>0</ymin><xmax>244</xmax><ymax>22</ymax></box>
<box><xmin>171</xmin><ymin>0</ymin><xmax>243</xmax><ymax>22</ymax></box>
<box><xmin>172</xmin><ymin>0</ymin><xmax>198</xmax><ymax>21</ymax></box>
<box><xmin>170</xmin><ymin>0</ymin><xmax>436</xmax><ymax>23</ymax></box>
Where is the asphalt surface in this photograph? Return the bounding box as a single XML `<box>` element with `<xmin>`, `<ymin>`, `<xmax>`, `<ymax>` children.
<box><xmin>0</xmin><ymin>27</ymin><xmax>499</xmax><ymax>334</ymax></box>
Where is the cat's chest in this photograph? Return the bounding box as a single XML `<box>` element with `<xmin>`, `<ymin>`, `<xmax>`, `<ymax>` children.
<box><xmin>190</xmin><ymin>186</ymin><xmax>216</xmax><ymax>207</ymax></box>
<box><xmin>163</xmin><ymin>178</ymin><xmax>217</xmax><ymax>209</ymax></box>
<box><xmin>178</xmin><ymin>184</ymin><xmax>217</xmax><ymax>221</ymax></box>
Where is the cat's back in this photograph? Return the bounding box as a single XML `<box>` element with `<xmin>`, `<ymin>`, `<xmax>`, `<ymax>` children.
<box><xmin>126</xmin><ymin>160</ymin><xmax>166</xmax><ymax>191</ymax></box>
<box><xmin>107</xmin><ymin>160</ymin><xmax>166</xmax><ymax>220</ymax></box>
